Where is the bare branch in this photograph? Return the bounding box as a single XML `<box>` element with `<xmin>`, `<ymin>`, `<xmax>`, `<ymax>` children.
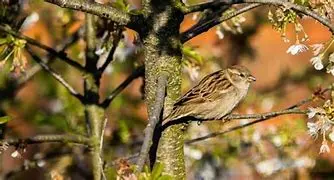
<box><xmin>181</xmin><ymin>4</ymin><xmax>262</xmax><ymax>43</ymax></box>
<box><xmin>0</xmin><ymin>24</ymin><xmax>86</xmax><ymax>72</ymax></box>
<box><xmin>186</xmin><ymin>109</ymin><xmax>306</xmax><ymax>144</ymax></box>
<box><xmin>4</xmin><ymin>134</ymin><xmax>90</xmax><ymax>146</ymax></box>
<box><xmin>26</xmin><ymin>46</ymin><xmax>85</xmax><ymax>102</ymax></box>
<box><xmin>163</xmin><ymin>106</ymin><xmax>306</xmax><ymax>127</ymax></box>
<box><xmin>101</xmin><ymin>66</ymin><xmax>144</xmax><ymax>108</ymax></box>
<box><xmin>44</xmin><ymin>0</ymin><xmax>132</xmax><ymax>25</ymax></box>
<box><xmin>136</xmin><ymin>72</ymin><xmax>169</xmax><ymax>172</ymax></box>
<box><xmin>183</xmin><ymin>0</ymin><xmax>232</xmax><ymax>14</ymax></box>
<box><xmin>181</xmin><ymin>0</ymin><xmax>334</xmax><ymax>43</ymax></box>
<box><xmin>17</xmin><ymin>31</ymin><xmax>80</xmax><ymax>86</ymax></box>
<box><xmin>98</xmin><ymin>27</ymin><xmax>123</xmax><ymax>74</ymax></box>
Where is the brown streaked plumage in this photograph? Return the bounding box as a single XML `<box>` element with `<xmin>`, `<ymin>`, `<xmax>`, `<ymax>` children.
<box><xmin>162</xmin><ymin>65</ymin><xmax>255</xmax><ymax>125</ymax></box>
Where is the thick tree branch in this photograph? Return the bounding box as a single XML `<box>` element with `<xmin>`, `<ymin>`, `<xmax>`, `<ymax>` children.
<box><xmin>136</xmin><ymin>72</ymin><xmax>168</xmax><ymax>172</ymax></box>
<box><xmin>186</xmin><ymin>109</ymin><xmax>306</xmax><ymax>144</ymax></box>
<box><xmin>0</xmin><ymin>24</ymin><xmax>86</xmax><ymax>72</ymax></box>
<box><xmin>181</xmin><ymin>0</ymin><xmax>334</xmax><ymax>43</ymax></box>
<box><xmin>26</xmin><ymin>46</ymin><xmax>85</xmax><ymax>102</ymax></box>
<box><xmin>44</xmin><ymin>0</ymin><xmax>132</xmax><ymax>25</ymax></box>
<box><xmin>101</xmin><ymin>66</ymin><xmax>144</xmax><ymax>108</ymax></box>
<box><xmin>4</xmin><ymin>134</ymin><xmax>90</xmax><ymax>146</ymax></box>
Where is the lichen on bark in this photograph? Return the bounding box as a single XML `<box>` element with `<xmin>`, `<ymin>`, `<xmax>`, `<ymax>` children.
<box><xmin>142</xmin><ymin>3</ymin><xmax>185</xmax><ymax>178</ymax></box>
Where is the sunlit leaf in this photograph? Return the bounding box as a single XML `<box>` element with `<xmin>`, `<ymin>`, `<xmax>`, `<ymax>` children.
<box><xmin>151</xmin><ymin>162</ymin><xmax>164</xmax><ymax>180</ymax></box>
<box><xmin>0</xmin><ymin>116</ymin><xmax>11</xmax><ymax>124</ymax></box>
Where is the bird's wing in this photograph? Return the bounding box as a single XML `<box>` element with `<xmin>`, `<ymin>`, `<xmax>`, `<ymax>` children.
<box><xmin>174</xmin><ymin>70</ymin><xmax>235</xmax><ymax>107</ymax></box>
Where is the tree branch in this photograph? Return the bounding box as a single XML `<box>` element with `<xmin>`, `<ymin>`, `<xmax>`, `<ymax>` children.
<box><xmin>17</xmin><ymin>31</ymin><xmax>80</xmax><ymax>86</ymax></box>
<box><xmin>136</xmin><ymin>72</ymin><xmax>168</xmax><ymax>172</ymax></box>
<box><xmin>44</xmin><ymin>0</ymin><xmax>132</xmax><ymax>25</ymax></box>
<box><xmin>181</xmin><ymin>4</ymin><xmax>262</xmax><ymax>43</ymax></box>
<box><xmin>4</xmin><ymin>134</ymin><xmax>90</xmax><ymax>146</ymax></box>
<box><xmin>183</xmin><ymin>0</ymin><xmax>232</xmax><ymax>14</ymax></box>
<box><xmin>0</xmin><ymin>24</ymin><xmax>86</xmax><ymax>72</ymax></box>
<box><xmin>101</xmin><ymin>66</ymin><xmax>144</xmax><ymax>108</ymax></box>
<box><xmin>26</xmin><ymin>46</ymin><xmax>85</xmax><ymax>102</ymax></box>
<box><xmin>186</xmin><ymin>109</ymin><xmax>306</xmax><ymax>144</ymax></box>
<box><xmin>181</xmin><ymin>0</ymin><xmax>334</xmax><ymax>43</ymax></box>
<box><xmin>98</xmin><ymin>27</ymin><xmax>123</xmax><ymax>74</ymax></box>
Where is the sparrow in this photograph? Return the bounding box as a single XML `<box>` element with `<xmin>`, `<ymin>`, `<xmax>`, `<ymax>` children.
<box><xmin>162</xmin><ymin>65</ymin><xmax>256</xmax><ymax>126</ymax></box>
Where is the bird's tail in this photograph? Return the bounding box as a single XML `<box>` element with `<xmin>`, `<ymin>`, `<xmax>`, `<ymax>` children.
<box><xmin>161</xmin><ymin>107</ymin><xmax>188</xmax><ymax>126</ymax></box>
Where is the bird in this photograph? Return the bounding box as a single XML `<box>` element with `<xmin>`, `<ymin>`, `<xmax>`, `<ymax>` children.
<box><xmin>162</xmin><ymin>65</ymin><xmax>256</xmax><ymax>126</ymax></box>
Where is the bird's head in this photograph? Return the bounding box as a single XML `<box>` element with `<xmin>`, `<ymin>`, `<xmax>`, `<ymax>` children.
<box><xmin>227</xmin><ymin>65</ymin><xmax>256</xmax><ymax>89</ymax></box>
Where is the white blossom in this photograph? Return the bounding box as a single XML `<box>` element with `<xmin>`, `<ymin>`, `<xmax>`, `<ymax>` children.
<box><xmin>184</xmin><ymin>66</ymin><xmax>200</xmax><ymax>81</ymax></box>
<box><xmin>95</xmin><ymin>47</ymin><xmax>105</xmax><ymax>56</ymax></box>
<box><xmin>329</xmin><ymin>53</ymin><xmax>334</xmax><ymax>63</ymax></box>
<box><xmin>286</xmin><ymin>43</ymin><xmax>308</xmax><ymax>55</ymax></box>
<box><xmin>215</xmin><ymin>29</ymin><xmax>224</xmax><ymax>40</ymax></box>
<box><xmin>294</xmin><ymin>156</ymin><xmax>315</xmax><ymax>168</ymax></box>
<box><xmin>272</xmin><ymin>136</ymin><xmax>282</xmax><ymax>147</ymax></box>
<box><xmin>307</xmin><ymin>122</ymin><xmax>320</xmax><ymax>138</ymax></box>
<box><xmin>319</xmin><ymin>141</ymin><xmax>330</xmax><ymax>154</ymax></box>
<box><xmin>256</xmin><ymin>158</ymin><xmax>283</xmax><ymax>176</ymax></box>
<box><xmin>307</xmin><ymin>107</ymin><xmax>325</xmax><ymax>118</ymax></box>
<box><xmin>11</xmin><ymin>150</ymin><xmax>21</xmax><ymax>158</ymax></box>
<box><xmin>310</xmin><ymin>44</ymin><xmax>324</xmax><ymax>56</ymax></box>
<box><xmin>326</xmin><ymin>64</ymin><xmax>334</xmax><ymax>76</ymax></box>
<box><xmin>0</xmin><ymin>142</ymin><xmax>9</xmax><ymax>153</ymax></box>
<box><xmin>192</xmin><ymin>13</ymin><xmax>199</xmax><ymax>21</ymax></box>
<box><xmin>329</xmin><ymin>130</ymin><xmax>334</xmax><ymax>142</ymax></box>
<box><xmin>310</xmin><ymin>56</ymin><xmax>324</xmax><ymax>70</ymax></box>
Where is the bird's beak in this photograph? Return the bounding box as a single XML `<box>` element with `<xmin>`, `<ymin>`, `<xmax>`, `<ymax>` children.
<box><xmin>247</xmin><ymin>75</ymin><xmax>256</xmax><ymax>82</ymax></box>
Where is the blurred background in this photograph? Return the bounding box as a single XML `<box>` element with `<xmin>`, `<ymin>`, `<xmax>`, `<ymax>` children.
<box><xmin>0</xmin><ymin>0</ymin><xmax>334</xmax><ymax>179</ymax></box>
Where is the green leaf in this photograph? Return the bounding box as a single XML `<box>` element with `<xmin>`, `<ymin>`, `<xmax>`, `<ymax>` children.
<box><xmin>0</xmin><ymin>38</ymin><xmax>8</xmax><ymax>45</ymax></box>
<box><xmin>157</xmin><ymin>175</ymin><xmax>173</xmax><ymax>180</ymax></box>
<box><xmin>0</xmin><ymin>116</ymin><xmax>11</xmax><ymax>124</ymax></box>
<box><xmin>151</xmin><ymin>162</ymin><xmax>164</xmax><ymax>180</ymax></box>
<box><xmin>182</xmin><ymin>46</ymin><xmax>203</xmax><ymax>64</ymax></box>
<box><xmin>112</xmin><ymin>0</ymin><xmax>130</xmax><ymax>12</ymax></box>
<box><xmin>293</xmin><ymin>0</ymin><xmax>309</xmax><ymax>5</ymax></box>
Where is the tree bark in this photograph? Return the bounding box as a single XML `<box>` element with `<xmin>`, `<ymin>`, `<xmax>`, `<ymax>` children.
<box><xmin>142</xmin><ymin>1</ymin><xmax>185</xmax><ymax>178</ymax></box>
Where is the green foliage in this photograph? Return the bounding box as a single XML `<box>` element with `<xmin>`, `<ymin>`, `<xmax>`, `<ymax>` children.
<box><xmin>139</xmin><ymin>163</ymin><xmax>173</xmax><ymax>180</ymax></box>
<box><xmin>0</xmin><ymin>116</ymin><xmax>11</xmax><ymax>124</ymax></box>
<box><xmin>0</xmin><ymin>32</ymin><xmax>27</xmax><ymax>73</ymax></box>
<box><xmin>293</xmin><ymin>0</ymin><xmax>309</xmax><ymax>6</ymax></box>
<box><xmin>118</xmin><ymin>119</ymin><xmax>130</xmax><ymax>143</ymax></box>
<box><xmin>111</xmin><ymin>0</ymin><xmax>131</xmax><ymax>13</ymax></box>
<box><xmin>182</xmin><ymin>45</ymin><xmax>203</xmax><ymax>65</ymax></box>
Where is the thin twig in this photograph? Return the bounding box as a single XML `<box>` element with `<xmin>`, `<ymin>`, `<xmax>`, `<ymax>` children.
<box><xmin>0</xmin><ymin>24</ymin><xmax>86</xmax><ymax>72</ymax></box>
<box><xmin>4</xmin><ymin>134</ymin><xmax>90</xmax><ymax>146</ymax></box>
<box><xmin>26</xmin><ymin>46</ymin><xmax>84</xmax><ymax>102</ymax></box>
<box><xmin>17</xmin><ymin>31</ymin><xmax>80</xmax><ymax>86</ymax></box>
<box><xmin>181</xmin><ymin>4</ymin><xmax>261</xmax><ymax>43</ymax></box>
<box><xmin>181</xmin><ymin>0</ymin><xmax>334</xmax><ymax>43</ymax></box>
<box><xmin>181</xmin><ymin>85</ymin><xmax>332</xmax><ymax>143</ymax></box>
<box><xmin>136</xmin><ymin>72</ymin><xmax>169</xmax><ymax>172</ymax></box>
<box><xmin>183</xmin><ymin>1</ymin><xmax>232</xmax><ymax>14</ymax></box>
<box><xmin>98</xmin><ymin>27</ymin><xmax>123</xmax><ymax>73</ymax></box>
<box><xmin>101</xmin><ymin>66</ymin><xmax>145</xmax><ymax>108</ymax></box>
<box><xmin>186</xmin><ymin>109</ymin><xmax>306</xmax><ymax>144</ymax></box>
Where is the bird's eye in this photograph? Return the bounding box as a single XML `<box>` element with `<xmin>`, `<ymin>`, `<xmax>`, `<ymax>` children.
<box><xmin>240</xmin><ymin>73</ymin><xmax>245</xmax><ymax>77</ymax></box>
